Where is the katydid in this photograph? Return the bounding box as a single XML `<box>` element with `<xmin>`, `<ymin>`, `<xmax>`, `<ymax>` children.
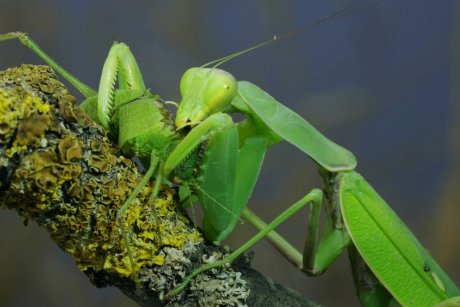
<box><xmin>2</xmin><ymin>4</ymin><xmax>459</xmax><ymax>306</ymax></box>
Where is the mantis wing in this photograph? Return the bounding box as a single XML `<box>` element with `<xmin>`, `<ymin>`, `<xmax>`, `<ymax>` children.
<box><xmin>198</xmin><ymin>125</ymin><xmax>238</xmax><ymax>242</ymax></box>
<box><xmin>231</xmin><ymin>81</ymin><xmax>356</xmax><ymax>172</ymax></box>
<box><xmin>233</xmin><ymin>128</ymin><xmax>269</xmax><ymax>221</ymax></box>
<box><xmin>340</xmin><ymin>171</ymin><xmax>460</xmax><ymax>306</ymax></box>
<box><xmin>198</xmin><ymin>120</ymin><xmax>269</xmax><ymax>242</ymax></box>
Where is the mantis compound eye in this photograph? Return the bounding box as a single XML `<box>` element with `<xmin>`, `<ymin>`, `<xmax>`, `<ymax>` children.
<box><xmin>201</xmin><ymin>68</ymin><xmax>237</xmax><ymax>113</ymax></box>
<box><xmin>176</xmin><ymin>67</ymin><xmax>237</xmax><ymax>128</ymax></box>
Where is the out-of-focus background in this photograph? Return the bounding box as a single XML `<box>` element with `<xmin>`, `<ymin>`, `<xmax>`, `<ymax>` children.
<box><xmin>1</xmin><ymin>0</ymin><xmax>459</xmax><ymax>306</ymax></box>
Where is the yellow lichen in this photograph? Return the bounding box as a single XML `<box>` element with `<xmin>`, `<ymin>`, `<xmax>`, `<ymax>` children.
<box><xmin>58</xmin><ymin>95</ymin><xmax>93</xmax><ymax>128</ymax></box>
<box><xmin>1</xmin><ymin>64</ymin><xmax>203</xmax><ymax>284</ymax></box>
<box><xmin>58</xmin><ymin>135</ymin><xmax>83</xmax><ymax>163</ymax></box>
<box><xmin>1</xmin><ymin>93</ymin><xmax>52</xmax><ymax>157</ymax></box>
<box><xmin>88</xmin><ymin>155</ymin><xmax>112</xmax><ymax>173</ymax></box>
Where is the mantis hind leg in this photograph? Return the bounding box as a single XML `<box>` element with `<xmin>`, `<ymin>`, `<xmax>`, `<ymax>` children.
<box><xmin>0</xmin><ymin>32</ymin><xmax>96</xmax><ymax>98</ymax></box>
<box><xmin>348</xmin><ymin>245</ymin><xmax>395</xmax><ymax>307</ymax></box>
<box><xmin>166</xmin><ymin>188</ymin><xmax>324</xmax><ymax>299</ymax></box>
<box><xmin>241</xmin><ymin>194</ymin><xmax>351</xmax><ymax>276</ymax></box>
<box><xmin>247</xmin><ymin>173</ymin><xmax>391</xmax><ymax>306</ymax></box>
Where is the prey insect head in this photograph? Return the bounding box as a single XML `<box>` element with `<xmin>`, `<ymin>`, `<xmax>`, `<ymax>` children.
<box><xmin>175</xmin><ymin>67</ymin><xmax>237</xmax><ymax>129</ymax></box>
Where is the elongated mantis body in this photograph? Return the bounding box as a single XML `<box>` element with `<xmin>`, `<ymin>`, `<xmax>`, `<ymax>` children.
<box><xmin>2</xmin><ymin>5</ymin><xmax>459</xmax><ymax>306</ymax></box>
<box><xmin>167</xmin><ymin>81</ymin><xmax>460</xmax><ymax>306</ymax></box>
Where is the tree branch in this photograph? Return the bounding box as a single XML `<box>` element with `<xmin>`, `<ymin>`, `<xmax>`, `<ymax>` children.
<box><xmin>0</xmin><ymin>64</ymin><xmax>320</xmax><ymax>307</ymax></box>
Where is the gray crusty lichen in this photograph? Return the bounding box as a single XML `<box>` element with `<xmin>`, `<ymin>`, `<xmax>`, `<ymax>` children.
<box><xmin>0</xmin><ymin>64</ymin><xmax>251</xmax><ymax>306</ymax></box>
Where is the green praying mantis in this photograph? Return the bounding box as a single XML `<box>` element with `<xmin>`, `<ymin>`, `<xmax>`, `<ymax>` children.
<box><xmin>2</xmin><ymin>6</ymin><xmax>460</xmax><ymax>306</ymax></box>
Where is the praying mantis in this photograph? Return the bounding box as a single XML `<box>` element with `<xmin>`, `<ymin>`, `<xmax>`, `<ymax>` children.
<box><xmin>2</xmin><ymin>6</ymin><xmax>460</xmax><ymax>306</ymax></box>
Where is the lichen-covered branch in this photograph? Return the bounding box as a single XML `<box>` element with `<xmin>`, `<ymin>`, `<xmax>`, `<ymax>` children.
<box><xmin>0</xmin><ymin>64</ymin><xmax>319</xmax><ymax>307</ymax></box>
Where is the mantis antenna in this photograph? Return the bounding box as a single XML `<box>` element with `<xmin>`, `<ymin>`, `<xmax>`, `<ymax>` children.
<box><xmin>202</xmin><ymin>2</ymin><xmax>382</xmax><ymax>69</ymax></box>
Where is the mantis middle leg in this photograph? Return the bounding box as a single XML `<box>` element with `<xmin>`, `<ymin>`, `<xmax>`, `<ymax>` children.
<box><xmin>241</xmin><ymin>205</ymin><xmax>351</xmax><ymax>276</ymax></box>
<box><xmin>166</xmin><ymin>188</ymin><xmax>325</xmax><ymax>299</ymax></box>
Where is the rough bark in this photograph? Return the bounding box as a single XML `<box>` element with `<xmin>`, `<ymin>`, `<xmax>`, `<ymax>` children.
<box><xmin>0</xmin><ymin>64</ymin><xmax>320</xmax><ymax>307</ymax></box>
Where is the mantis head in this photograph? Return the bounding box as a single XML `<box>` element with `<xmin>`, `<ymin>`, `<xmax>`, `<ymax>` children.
<box><xmin>175</xmin><ymin>67</ymin><xmax>237</xmax><ymax>129</ymax></box>
<box><xmin>174</xmin><ymin>4</ymin><xmax>367</xmax><ymax>130</ymax></box>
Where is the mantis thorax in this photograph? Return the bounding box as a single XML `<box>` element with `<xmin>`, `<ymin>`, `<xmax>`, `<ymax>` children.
<box><xmin>115</xmin><ymin>93</ymin><xmax>176</xmax><ymax>159</ymax></box>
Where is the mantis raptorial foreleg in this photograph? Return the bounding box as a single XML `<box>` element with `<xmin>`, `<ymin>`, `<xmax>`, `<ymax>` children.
<box><xmin>97</xmin><ymin>42</ymin><xmax>146</xmax><ymax>129</ymax></box>
<box><xmin>163</xmin><ymin>113</ymin><xmax>234</xmax><ymax>176</ymax></box>
<box><xmin>166</xmin><ymin>188</ymin><xmax>324</xmax><ymax>299</ymax></box>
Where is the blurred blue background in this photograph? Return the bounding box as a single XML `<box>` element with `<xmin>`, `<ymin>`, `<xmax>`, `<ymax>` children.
<box><xmin>1</xmin><ymin>0</ymin><xmax>459</xmax><ymax>306</ymax></box>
